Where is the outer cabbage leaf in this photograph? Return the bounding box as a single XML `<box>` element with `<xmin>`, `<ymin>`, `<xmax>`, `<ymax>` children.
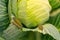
<box><xmin>0</xmin><ymin>0</ymin><xmax>10</xmax><ymax>32</ymax></box>
<box><xmin>2</xmin><ymin>23</ymin><xmax>35</xmax><ymax>40</ymax></box>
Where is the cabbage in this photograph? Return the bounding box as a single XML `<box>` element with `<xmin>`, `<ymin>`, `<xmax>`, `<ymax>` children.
<box><xmin>10</xmin><ymin>0</ymin><xmax>51</xmax><ymax>28</ymax></box>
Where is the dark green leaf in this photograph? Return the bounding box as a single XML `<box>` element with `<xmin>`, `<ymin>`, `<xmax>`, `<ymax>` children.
<box><xmin>48</xmin><ymin>0</ymin><xmax>60</xmax><ymax>11</ymax></box>
<box><xmin>0</xmin><ymin>0</ymin><xmax>10</xmax><ymax>32</ymax></box>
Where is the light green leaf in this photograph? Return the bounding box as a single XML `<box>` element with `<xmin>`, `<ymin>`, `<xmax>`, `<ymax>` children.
<box><xmin>0</xmin><ymin>37</ymin><xmax>5</xmax><ymax>40</ymax></box>
<box><xmin>42</xmin><ymin>24</ymin><xmax>60</xmax><ymax>40</ymax></box>
<box><xmin>2</xmin><ymin>23</ymin><xmax>35</xmax><ymax>40</ymax></box>
<box><xmin>2</xmin><ymin>23</ymin><xmax>27</xmax><ymax>40</ymax></box>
